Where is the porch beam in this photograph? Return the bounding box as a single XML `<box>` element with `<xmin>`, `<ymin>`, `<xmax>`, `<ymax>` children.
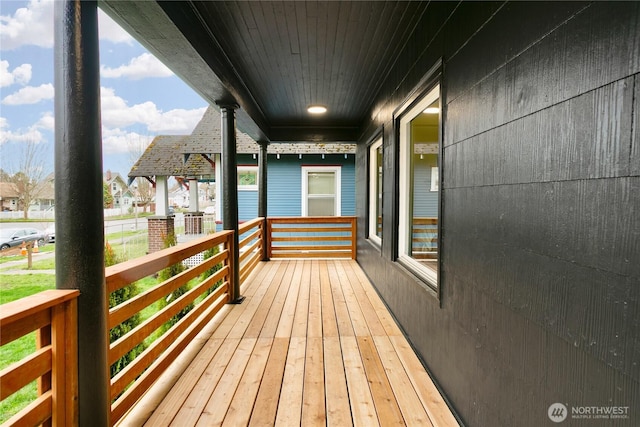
<box><xmin>54</xmin><ymin>1</ymin><xmax>109</xmax><ymax>425</ymax></box>
<box><xmin>258</xmin><ymin>141</ymin><xmax>269</xmax><ymax>261</ymax></box>
<box><xmin>218</xmin><ymin>103</ymin><xmax>244</xmax><ymax>304</ymax></box>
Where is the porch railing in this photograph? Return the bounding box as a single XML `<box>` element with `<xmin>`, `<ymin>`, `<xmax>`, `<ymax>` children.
<box><xmin>238</xmin><ymin>217</ymin><xmax>265</xmax><ymax>283</ymax></box>
<box><xmin>0</xmin><ymin>216</ymin><xmax>358</xmax><ymax>426</ymax></box>
<box><xmin>267</xmin><ymin>216</ymin><xmax>356</xmax><ymax>259</ymax></box>
<box><xmin>105</xmin><ymin>230</ymin><xmax>236</xmax><ymax>424</ymax></box>
<box><xmin>0</xmin><ymin>290</ymin><xmax>79</xmax><ymax>426</ymax></box>
<box><xmin>412</xmin><ymin>217</ymin><xmax>438</xmax><ymax>259</ymax></box>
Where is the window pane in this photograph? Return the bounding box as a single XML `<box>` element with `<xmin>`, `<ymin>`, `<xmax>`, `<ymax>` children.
<box><xmin>398</xmin><ymin>87</ymin><xmax>439</xmax><ymax>287</ymax></box>
<box><xmin>308</xmin><ymin>172</ymin><xmax>335</xmax><ymax>195</ymax></box>
<box><xmin>409</xmin><ymin>98</ymin><xmax>439</xmax><ymax>275</ymax></box>
<box><xmin>238</xmin><ymin>170</ymin><xmax>257</xmax><ymax>186</ymax></box>
<box><xmin>308</xmin><ymin>197</ymin><xmax>335</xmax><ymax>216</ymax></box>
<box><xmin>374</xmin><ymin>143</ymin><xmax>383</xmax><ymax>239</ymax></box>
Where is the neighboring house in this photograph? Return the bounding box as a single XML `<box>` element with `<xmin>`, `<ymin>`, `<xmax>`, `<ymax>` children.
<box><xmin>104</xmin><ymin>170</ymin><xmax>134</xmax><ymax>210</ymax></box>
<box><xmin>0</xmin><ymin>182</ymin><xmax>19</xmax><ymax>211</ymax></box>
<box><xmin>30</xmin><ymin>173</ymin><xmax>55</xmax><ymax>211</ymax></box>
<box><xmin>0</xmin><ymin>177</ymin><xmax>55</xmax><ymax>212</ymax></box>
<box><xmin>131</xmin><ymin>106</ymin><xmax>356</xmax><ymax>221</ymax></box>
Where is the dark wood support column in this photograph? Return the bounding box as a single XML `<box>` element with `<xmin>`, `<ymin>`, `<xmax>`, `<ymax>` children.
<box><xmin>54</xmin><ymin>1</ymin><xmax>109</xmax><ymax>425</ymax></box>
<box><xmin>258</xmin><ymin>141</ymin><xmax>269</xmax><ymax>261</ymax></box>
<box><xmin>218</xmin><ymin>103</ymin><xmax>244</xmax><ymax>304</ymax></box>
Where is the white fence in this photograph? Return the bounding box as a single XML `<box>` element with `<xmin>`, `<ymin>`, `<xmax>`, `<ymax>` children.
<box><xmin>0</xmin><ymin>207</ymin><xmax>142</xmax><ymax>220</ymax></box>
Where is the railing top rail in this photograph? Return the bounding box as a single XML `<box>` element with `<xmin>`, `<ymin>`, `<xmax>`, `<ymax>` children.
<box><xmin>268</xmin><ymin>216</ymin><xmax>356</xmax><ymax>224</ymax></box>
<box><xmin>0</xmin><ymin>289</ymin><xmax>79</xmax><ymax>327</ymax></box>
<box><xmin>238</xmin><ymin>217</ymin><xmax>265</xmax><ymax>233</ymax></box>
<box><xmin>106</xmin><ymin>230</ymin><xmax>233</xmax><ymax>293</ymax></box>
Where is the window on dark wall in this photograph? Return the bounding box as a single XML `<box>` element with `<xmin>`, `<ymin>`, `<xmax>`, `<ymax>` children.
<box><xmin>398</xmin><ymin>84</ymin><xmax>440</xmax><ymax>287</ymax></box>
<box><xmin>368</xmin><ymin>137</ymin><xmax>383</xmax><ymax>245</ymax></box>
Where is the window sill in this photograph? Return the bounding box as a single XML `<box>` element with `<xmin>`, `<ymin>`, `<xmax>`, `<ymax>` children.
<box><xmin>394</xmin><ymin>257</ymin><xmax>439</xmax><ymax>302</ymax></box>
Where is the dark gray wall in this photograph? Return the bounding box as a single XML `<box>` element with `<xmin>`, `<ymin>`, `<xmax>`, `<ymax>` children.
<box><xmin>356</xmin><ymin>2</ymin><xmax>639</xmax><ymax>426</ymax></box>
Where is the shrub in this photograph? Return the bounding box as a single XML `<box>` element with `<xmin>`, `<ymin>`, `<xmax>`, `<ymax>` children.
<box><xmin>157</xmin><ymin>233</ymin><xmax>193</xmax><ymax>332</ymax></box>
<box><xmin>105</xmin><ymin>242</ymin><xmax>145</xmax><ymax>377</ymax></box>
<box><xmin>201</xmin><ymin>244</ymin><xmax>223</xmax><ymax>295</ymax></box>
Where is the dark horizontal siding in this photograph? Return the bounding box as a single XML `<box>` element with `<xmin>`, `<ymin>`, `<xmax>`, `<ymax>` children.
<box><xmin>356</xmin><ymin>2</ymin><xmax>640</xmax><ymax>426</ymax></box>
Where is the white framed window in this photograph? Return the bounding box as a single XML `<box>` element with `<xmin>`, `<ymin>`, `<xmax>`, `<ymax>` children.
<box><xmin>302</xmin><ymin>166</ymin><xmax>341</xmax><ymax>216</ymax></box>
<box><xmin>368</xmin><ymin>137</ymin><xmax>383</xmax><ymax>245</ymax></box>
<box><xmin>237</xmin><ymin>166</ymin><xmax>258</xmax><ymax>191</ymax></box>
<box><xmin>398</xmin><ymin>84</ymin><xmax>440</xmax><ymax>287</ymax></box>
<box><xmin>431</xmin><ymin>167</ymin><xmax>439</xmax><ymax>191</ymax></box>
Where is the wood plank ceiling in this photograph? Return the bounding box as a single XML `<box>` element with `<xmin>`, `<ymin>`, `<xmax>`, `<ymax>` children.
<box><xmin>99</xmin><ymin>1</ymin><xmax>428</xmax><ymax>143</ymax></box>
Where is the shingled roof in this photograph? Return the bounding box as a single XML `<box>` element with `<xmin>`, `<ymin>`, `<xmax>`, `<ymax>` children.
<box><xmin>129</xmin><ymin>135</ymin><xmax>215</xmax><ymax>178</ymax></box>
<box><xmin>129</xmin><ymin>106</ymin><xmax>356</xmax><ymax>178</ymax></box>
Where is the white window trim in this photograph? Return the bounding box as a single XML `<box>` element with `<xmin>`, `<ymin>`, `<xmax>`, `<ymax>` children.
<box><xmin>398</xmin><ymin>84</ymin><xmax>439</xmax><ymax>285</ymax></box>
<box><xmin>301</xmin><ymin>166</ymin><xmax>341</xmax><ymax>216</ymax></box>
<box><xmin>237</xmin><ymin>166</ymin><xmax>258</xmax><ymax>191</ymax></box>
<box><xmin>368</xmin><ymin>138</ymin><xmax>383</xmax><ymax>245</ymax></box>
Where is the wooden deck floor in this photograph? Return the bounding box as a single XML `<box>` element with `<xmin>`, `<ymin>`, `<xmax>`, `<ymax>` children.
<box><xmin>121</xmin><ymin>260</ymin><xmax>458</xmax><ymax>427</ymax></box>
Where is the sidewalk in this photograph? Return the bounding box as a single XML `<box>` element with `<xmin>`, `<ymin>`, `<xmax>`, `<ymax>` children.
<box><xmin>0</xmin><ymin>250</ymin><xmax>56</xmax><ymax>275</ymax></box>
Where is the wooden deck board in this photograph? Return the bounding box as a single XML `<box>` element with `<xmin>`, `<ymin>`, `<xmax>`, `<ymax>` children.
<box><xmin>125</xmin><ymin>260</ymin><xmax>458</xmax><ymax>427</ymax></box>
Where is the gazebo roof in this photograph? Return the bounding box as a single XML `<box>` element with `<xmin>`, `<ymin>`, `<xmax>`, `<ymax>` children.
<box><xmin>129</xmin><ymin>106</ymin><xmax>355</xmax><ymax>178</ymax></box>
<box><xmin>129</xmin><ymin>135</ymin><xmax>215</xmax><ymax>178</ymax></box>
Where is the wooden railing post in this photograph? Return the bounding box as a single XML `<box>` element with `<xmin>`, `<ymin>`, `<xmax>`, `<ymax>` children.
<box><xmin>227</xmin><ymin>231</ymin><xmax>238</xmax><ymax>303</ymax></box>
<box><xmin>0</xmin><ymin>290</ymin><xmax>79</xmax><ymax>426</ymax></box>
<box><xmin>351</xmin><ymin>217</ymin><xmax>357</xmax><ymax>260</ymax></box>
<box><xmin>262</xmin><ymin>217</ymin><xmax>270</xmax><ymax>261</ymax></box>
<box><xmin>266</xmin><ymin>218</ymin><xmax>273</xmax><ymax>260</ymax></box>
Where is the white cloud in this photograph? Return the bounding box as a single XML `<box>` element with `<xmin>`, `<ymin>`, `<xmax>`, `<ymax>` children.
<box><xmin>101</xmin><ymin>128</ymin><xmax>154</xmax><ymax>155</ymax></box>
<box><xmin>147</xmin><ymin>108</ymin><xmax>207</xmax><ymax>133</ymax></box>
<box><xmin>0</xmin><ymin>0</ymin><xmax>54</xmax><ymax>50</ymax></box>
<box><xmin>0</xmin><ymin>61</ymin><xmax>32</xmax><ymax>87</ymax></box>
<box><xmin>0</xmin><ymin>117</ymin><xmax>44</xmax><ymax>145</ymax></box>
<box><xmin>101</xmin><ymin>53</ymin><xmax>173</xmax><ymax>80</ymax></box>
<box><xmin>35</xmin><ymin>112</ymin><xmax>54</xmax><ymax>131</ymax></box>
<box><xmin>100</xmin><ymin>86</ymin><xmax>206</xmax><ymax>134</ymax></box>
<box><xmin>97</xmin><ymin>9</ymin><xmax>134</xmax><ymax>45</ymax></box>
<box><xmin>2</xmin><ymin>83</ymin><xmax>54</xmax><ymax>105</ymax></box>
<box><xmin>0</xmin><ymin>0</ymin><xmax>133</xmax><ymax>50</ymax></box>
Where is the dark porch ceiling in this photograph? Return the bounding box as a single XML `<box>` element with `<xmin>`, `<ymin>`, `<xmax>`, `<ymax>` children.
<box><xmin>98</xmin><ymin>1</ymin><xmax>428</xmax><ymax>144</ymax></box>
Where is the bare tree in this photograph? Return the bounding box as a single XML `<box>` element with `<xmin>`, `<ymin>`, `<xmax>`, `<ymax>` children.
<box><xmin>10</xmin><ymin>139</ymin><xmax>50</xmax><ymax>219</ymax></box>
<box><xmin>128</xmin><ymin>135</ymin><xmax>154</xmax><ymax>212</ymax></box>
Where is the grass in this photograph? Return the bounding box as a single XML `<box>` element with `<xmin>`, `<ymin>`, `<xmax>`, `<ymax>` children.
<box><xmin>0</xmin><ymin>274</ymin><xmax>55</xmax><ymax>303</ymax></box>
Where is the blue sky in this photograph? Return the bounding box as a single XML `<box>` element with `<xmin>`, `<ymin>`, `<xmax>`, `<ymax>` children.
<box><xmin>0</xmin><ymin>0</ymin><xmax>208</xmax><ymax>179</ymax></box>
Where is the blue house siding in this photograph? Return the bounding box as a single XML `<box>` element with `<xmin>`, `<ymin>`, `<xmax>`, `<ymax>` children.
<box><xmin>340</xmin><ymin>158</ymin><xmax>356</xmax><ymax>216</ymax></box>
<box><xmin>237</xmin><ymin>191</ymin><xmax>258</xmax><ymax>221</ymax></box>
<box><xmin>267</xmin><ymin>156</ymin><xmax>302</xmax><ymax>216</ymax></box>
<box><xmin>230</xmin><ymin>154</ymin><xmax>355</xmax><ymax>219</ymax></box>
<box><xmin>413</xmin><ymin>154</ymin><xmax>438</xmax><ymax>218</ymax></box>
<box><xmin>266</xmin><ymin>154</ymin><xmax>355</xmax><ymax>217</ymax></box>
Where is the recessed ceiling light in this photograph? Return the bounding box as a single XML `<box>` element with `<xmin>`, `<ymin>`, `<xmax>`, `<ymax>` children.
<box><xmin>423</xmin><ymin>107</ymin><xmax>440</xmax><ymax>114</ymax></box>
<box><xmin>307</xmin><ymin>105</ymin><xmax>327</xmax><ymax>114</ymax></box>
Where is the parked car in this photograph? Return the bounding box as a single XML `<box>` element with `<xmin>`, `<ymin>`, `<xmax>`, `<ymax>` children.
<box><xmin>0</xmin><ymin>228</ymin><xmax>48</xmax><ymax>251</ymax></box>
<box><xmin>45</xmin><ymin>224</ymin><xmax>55</xmax><ymax>243</ymax></box>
